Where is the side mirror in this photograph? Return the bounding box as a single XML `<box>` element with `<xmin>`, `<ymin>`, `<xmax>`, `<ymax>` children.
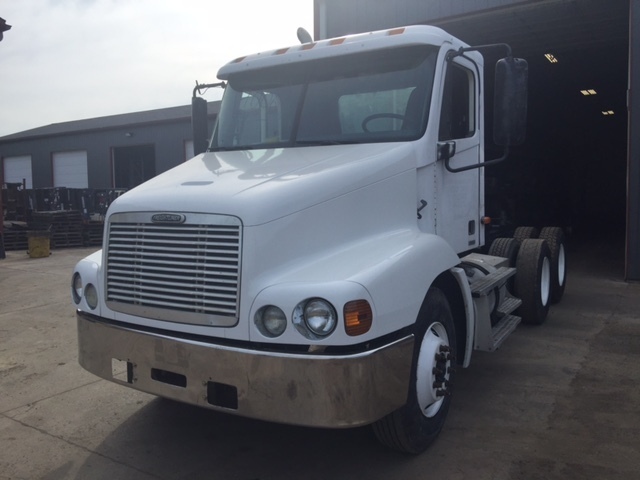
<box><xmin>191</xmin><ymin>96</ymin><xmax>209</xmax><ymax>156</ymax></box>
<box><xmin>493</xmin><ymin>57</ymin><xmax>528</xmax><ymax>146</ymax></box>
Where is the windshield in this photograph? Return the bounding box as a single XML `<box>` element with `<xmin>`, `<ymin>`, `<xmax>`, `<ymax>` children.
<box><xmin>211</xmin><ymin>45</ymin><xmax>438</xmax><ymax>151</ymax></box>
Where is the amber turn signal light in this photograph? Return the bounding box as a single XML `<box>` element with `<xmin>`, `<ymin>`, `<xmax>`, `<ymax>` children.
<box><xmin>344</xmin><ymin>300</ymin><xmax>373</xmax><ymax>336</ymax></box>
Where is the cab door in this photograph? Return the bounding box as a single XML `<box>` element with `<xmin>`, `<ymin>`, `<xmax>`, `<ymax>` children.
<box><xmin>433</xmin><ymin>55</ymin><xmax>483</xmax><ymax>253</ymax></box>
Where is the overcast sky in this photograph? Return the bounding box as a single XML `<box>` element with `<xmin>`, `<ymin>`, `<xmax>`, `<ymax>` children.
<box><xmin>0</xmin><ymin>0</ymin><xmax>314</xmax><ymax>137</ymax></box>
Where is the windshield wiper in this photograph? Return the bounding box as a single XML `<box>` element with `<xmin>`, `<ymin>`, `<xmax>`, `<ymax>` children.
<box><xmin>210</xmin><ymin>146</ymin><xmax>244</xmax><ymax>152</ymax></box>
<box><xmin>294</xmin><ymin>139</ymin><xmax>361</xmax><ymax>146</ymax></box>
<box><xmin>212</xmin><ymin>139</ymin><xmax>362</xmax><ymax>151</ymax></box>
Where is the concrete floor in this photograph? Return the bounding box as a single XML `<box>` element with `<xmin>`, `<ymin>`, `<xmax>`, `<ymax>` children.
<box><xmin>0</xmin><ymin>240</ymin><xmax>639</xmax><ymax>480</ymax></box>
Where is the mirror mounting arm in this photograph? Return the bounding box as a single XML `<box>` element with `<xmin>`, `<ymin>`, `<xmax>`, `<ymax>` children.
<box><xmin>191</xmin><ymin>81</ymin><xmax>226</xmax><ymax>156</ymax></box>
<box><xmin>442</xmin><ymin>43</ymin><xmax>526</xmax><ymax>174</ymax></box>
<box><xmin>444</xmin><ymin>146</ymin><xmax>509</xmax><ymax>173</ymax></box>
<box><xmin>447</xmin><ymin>43</ymin><xmax>513</xmax><ymax>62</ymax></box>
<box><xmin>193</xmin><ymin>81</ymin><xmax>226</xmax><ymax>98</ymax></box>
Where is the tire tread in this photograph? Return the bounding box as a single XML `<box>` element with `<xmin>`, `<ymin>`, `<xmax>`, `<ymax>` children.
<box><xmin>515</xmin><ymin>239</ymin><xmax>551</xmax><ymax>325</ymax></box>
<box><xmin>539</xmin><ymin>227</ymin><xmax>567</xmax><ymax>303</ymax></box>
<box><xmin>372</xmin><ymin>288</ymin><xmax>455</xmax><ymax>454</ymax></box>
<box><xmin>513</xmin><ymin>226</ymin><xmax>539</xmax><ymax>242</ymax></box>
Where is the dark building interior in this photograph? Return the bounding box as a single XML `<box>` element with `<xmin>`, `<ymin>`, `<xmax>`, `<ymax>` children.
<box><xmin>436</xmin><ymin>0</ymin><xmax>630</xmax><ymax>242</ymax></box>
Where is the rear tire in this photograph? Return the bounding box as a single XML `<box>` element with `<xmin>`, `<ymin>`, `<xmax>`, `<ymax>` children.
<box><xmin>488</xmin><ymin>237</ymin><xmax>519</xmax><ymax>267</ymax></box>
<box><xmin>515</xmin><ymin>239</ymin><xmax>552</xmax><ymax>325</ymax></box>
<box><xmin>539</xmin><ymin>227</ymin><xmax>567</xmax><ymax>303</ymax></box>
<box><xmin>513</xmin><ymin>226</ymin><xmax>539</xmax><ymax>242</ymax></box>
<box><xmin>488</xmin><ymin>237</ymin><xmax>519</xmax><ymax>298</ymax></box>
<box><xmin>372</xmin><ymin>288</ymin><xmax>456</xmax><ymax>454</ymax></box>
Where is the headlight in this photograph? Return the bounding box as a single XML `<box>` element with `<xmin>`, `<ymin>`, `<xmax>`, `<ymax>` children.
<box><xmin>72</xmin><ymin>273</ymin><xmax>83</xmax><ymax>304</ymax></box>
<box><xmin>293</xmin><ymin>298</ymin><xmax>337</xmax><ymax>339</ymax></box>
<box><xmin>85</xmin><ymin>284</ymin><xmax>98</xmax><ymax>310</ymax></box>
<box><xmin>255</xmin><ymin>305</ymin><xmax>287</xmax><ymax>337</ymax></box>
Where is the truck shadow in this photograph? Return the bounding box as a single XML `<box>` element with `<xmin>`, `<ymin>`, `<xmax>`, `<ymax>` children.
<box><xmin>71</xmin><ymin>396</ymin><xmax>421</xmax><ymax>480</ymax></box>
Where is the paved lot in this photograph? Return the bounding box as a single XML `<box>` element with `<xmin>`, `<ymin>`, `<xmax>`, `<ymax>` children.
<box><xmin>1</xmin><ymin>240</ymin><xmax>639</xmax><ymax>480</ymax></box>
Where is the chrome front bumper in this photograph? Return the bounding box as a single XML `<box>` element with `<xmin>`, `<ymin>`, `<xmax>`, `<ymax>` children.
<box><xmin>77</xmin><ymin>312</ymin><xmax>414</xmax><ymax>428</ymax></box>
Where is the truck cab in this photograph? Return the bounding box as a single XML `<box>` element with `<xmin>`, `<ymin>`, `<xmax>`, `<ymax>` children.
<box><xmin>72</xmin><ymin>25</ymin><xmax>562</xmax><ymax>454</ymax></box>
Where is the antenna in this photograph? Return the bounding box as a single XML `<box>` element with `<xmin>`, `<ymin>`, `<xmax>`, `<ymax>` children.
<box><xmin>297</xmin><ymin>27</ymin><xmax>313</xmax><ymax>44</ymax></box>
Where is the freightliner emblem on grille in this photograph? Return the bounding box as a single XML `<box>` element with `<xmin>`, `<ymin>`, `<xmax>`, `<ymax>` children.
<box><xmin>151</xmin><ymin>213</ymin><xmax>186</xmax><ymax>224</ymax></box>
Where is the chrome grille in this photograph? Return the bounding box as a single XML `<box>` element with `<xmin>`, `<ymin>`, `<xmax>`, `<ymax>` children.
<box><xmin>105</xmin><ymin>212</ymin><xmax>241</xmax><ymax>326</ymax></box>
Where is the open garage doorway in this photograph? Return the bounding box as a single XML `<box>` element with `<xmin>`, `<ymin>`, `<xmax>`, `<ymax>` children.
<box><xmin>434</xmin><ymin>0</ymin><xmax>632</xmax><ymax>278</ymax></box>
<box><xmin>486</xmin><ymin>43</ymin><xmax>628</xmax><ymax>236</ymax></box>
<box><xmin>112</xmin><ymin>145</ymin><xmax>156</xmax><ymax>190</ymax></box>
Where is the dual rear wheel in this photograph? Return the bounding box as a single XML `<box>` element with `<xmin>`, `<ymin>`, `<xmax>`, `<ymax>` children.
<box><xmin>491</xmin><ymin>226</ymin><xmax>567</xmax><ymax>324</ymax></box>
<box><xmin>515</xmin><ymin>238</ymin><xmax>552</xmax><ymax>324</ymax></box>
<box><xmin>538</xmin><ymin>227</ymin><xmax>567</xmax><ymax>304</ymax></box>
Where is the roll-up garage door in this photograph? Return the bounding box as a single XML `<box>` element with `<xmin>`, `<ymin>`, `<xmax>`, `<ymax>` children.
<box><xmin>52</xmin><ymin>151</ymin><xmax>88</xmax><ymax>188</ymax></box>
<box><xmin>3</xmin><ymin>155</ymin><xmax>33</xmax><ymax>189</ymax></box>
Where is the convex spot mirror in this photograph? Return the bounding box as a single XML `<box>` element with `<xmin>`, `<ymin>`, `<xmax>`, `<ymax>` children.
<box><xmin>493</xmin><ymin>57</ymin><xmax>528</xmax><ymax>146</ymax></box>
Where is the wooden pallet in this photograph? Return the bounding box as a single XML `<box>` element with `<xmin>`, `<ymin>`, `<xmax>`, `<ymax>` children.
<box><xmin>83</xmin><ymin>221</ymin><xmax>104</xmax><ymax>247</ymax></box>
<box><xmin>1</xmin><ymin>229</ymin><xmax>28</xmax><ymax>251</ymax></box>
<box><xmin>31</xmin><ymin>211</ymin><xmax>84</xmax><ymax>250</ymax></box>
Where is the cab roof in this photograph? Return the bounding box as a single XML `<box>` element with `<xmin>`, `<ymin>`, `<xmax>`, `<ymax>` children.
<box><xmin>217</xmin><ymin>25</ymin><xmax>464</xmax><ymax>80</ymax></box>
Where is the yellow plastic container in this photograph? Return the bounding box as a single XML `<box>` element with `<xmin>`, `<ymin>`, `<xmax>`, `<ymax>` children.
<box><xmin>27</xmin><ymin>231</ymin><xmax>51</xmax><ymax>258</ymax></box>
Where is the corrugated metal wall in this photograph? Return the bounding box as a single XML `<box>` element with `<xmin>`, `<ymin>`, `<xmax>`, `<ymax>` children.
<box><xmin>314</xmin><ymin>0</ymin><xmax>537</xmax><ymax>39</ymax></box>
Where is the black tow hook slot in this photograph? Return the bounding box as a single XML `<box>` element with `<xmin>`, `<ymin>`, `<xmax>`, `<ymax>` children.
<box><xmin>207</xmin><ymin>381</ymin><xmax>238</xmax><ymax>410</ymax></box>
<box><xmin>151</xmin><ymin>368</ymin><xmax>187</xmax><ymax>388</ymax></box>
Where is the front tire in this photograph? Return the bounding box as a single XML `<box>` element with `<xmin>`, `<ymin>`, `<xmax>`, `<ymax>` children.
<box><xmin>372</xmin><ymin>288</ymin><xmax>456</xmax><ymax>454</ymax></box>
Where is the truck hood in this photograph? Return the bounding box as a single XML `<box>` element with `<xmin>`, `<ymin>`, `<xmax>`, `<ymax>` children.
<box><xmin>108</xmin><ymin>143</ymin><xmax>417</xmax><ymax>226</ymax></box>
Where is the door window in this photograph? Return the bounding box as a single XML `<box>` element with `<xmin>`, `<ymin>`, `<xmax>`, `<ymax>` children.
<box><xmin>439</xmin><ymin>63</ymin><xmax>475</xmax><ymax>141</ymax></box>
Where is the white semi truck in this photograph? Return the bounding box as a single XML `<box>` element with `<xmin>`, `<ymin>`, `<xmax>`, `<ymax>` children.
<box><xmin>72</xmin><ymin>25</ymin><xmax>567</xmax><ymax>453</ymax></box>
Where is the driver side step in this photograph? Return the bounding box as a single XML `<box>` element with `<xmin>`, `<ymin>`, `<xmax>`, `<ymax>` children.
<box><xmin>470</xmin><ymin>267</ymin><xmax>523</xmax><ymax>352</ymax></box>
<box><xmin>470</xmin><ymin>267</ymin><xmax>514</xmax><ymax>297</ymax></box>
<box><xmin>487</xmin><ymin>314</ymin><xmax>521</xmax><ymax>352</ymax></box>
